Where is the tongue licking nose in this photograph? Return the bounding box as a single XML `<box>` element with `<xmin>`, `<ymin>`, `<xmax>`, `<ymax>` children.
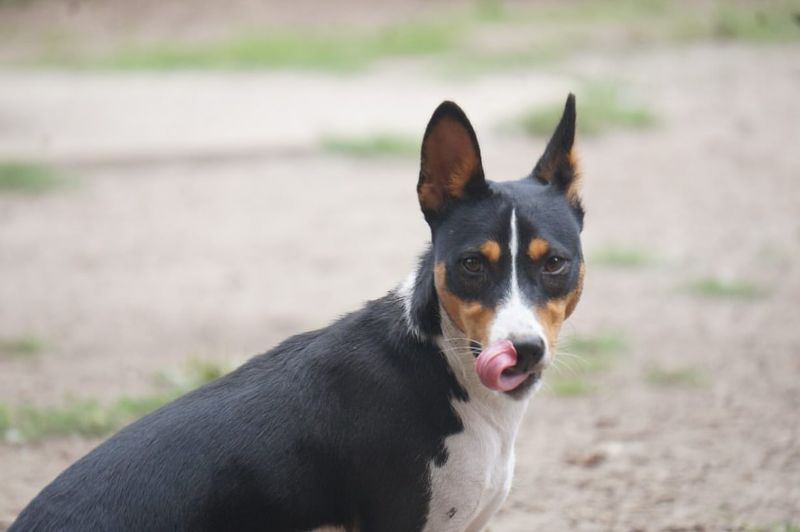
<box><xmin>475</xmin><ymin>339</ymin><xmax>531</xmax><ymax>392</ymax></box>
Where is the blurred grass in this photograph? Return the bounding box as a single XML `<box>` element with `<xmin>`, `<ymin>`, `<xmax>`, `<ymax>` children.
<box><xmin>153</xmin><ymin>358</ymin><xmax>230</xmax><ymax>391</ymax></box>
<box><xmin>0</xmin><ymin>162</ymin><xmax>66</xmax><ymax>194</ymax></box>
<box><xmin>1</xmin><ymin>358</ymin><xmax>231</xmax><ymax>443</ymax></box>
<box><xmin>519</xmin><ymin>84</ymin><xmax>657</xmax><ymax>137</ymax></box>
<box><xmin>0</xmin><ymin>335</ymin><xmax>45</xmax><ymax>359</ymax></box>
<box><xmin>548</xmin><ymin>378</ymin><xmax>596</xmax><ymax>397</ymax></box>
<box><xmin>710</xmin><ymin>2</ymin><xmax>800</xmax><ymax>42</ymax></box>
<box><xmin>61</xmin><ymin>21</ymin><xmax>466</xmax><ymax>71</ymax></box>
<box><xmin>686</xmin><ymin>276</ymin><xmax>766</xmax><ymax>299</ymax></box>
<box><xmin>10</xmin><ymin>1</ymin><xmax>798</xmax><ymax>72</ymax></box>
<box><xmin>645</xmin><ymin>366</ymin><xmax>709</xmax><ymax>388</ymax></box>
<box><xmin>321</xmin><ymin>133</ymin><xmax>419</xmax><ymax>158</ymax></box>
<box><xmin>6</xmin><ymin>396</ymin><xmax>169</xmax><ymax>442</ymax></box>
<box><xmin>759</xmin><ymin>522</ymin><xmax>800</xmax><ymax>532</ymax></box>
<box><xmin>546</xmin><ymin>331</ymin><xmax>629</xmax><ymax>396</ymax></box>
<box><xmin>563</xmin><ymin>331</ymin><xmax>628</xmax><ymax>357</ymax></box>
<box><xmin>509</xmin><ymin>0</ymin><xmax>800</xmax><ymax>45</ymax></box>
<box><xmin>589</xmin><ymin>245</ymin><xmax>655</xmax><ymax>269</ymax></box>
<box><xmin>0</xmin><ymin>404</ymin><xmax>9</xmax><ymax>436</ymax></box>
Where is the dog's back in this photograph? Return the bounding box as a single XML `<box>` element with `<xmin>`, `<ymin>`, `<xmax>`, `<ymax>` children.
<box><xmin>12</xmin><ymin>300</ymin><xmax>465</xmax><ymax>531</ymax></box>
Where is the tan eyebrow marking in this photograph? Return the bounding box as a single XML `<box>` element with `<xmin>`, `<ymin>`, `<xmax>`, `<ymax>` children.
<box><xmin>527</xmin><ymin>238</ymin><xmax>550</xmax><ymax>261</ymax></box>
<box><xmin>479</xmin><ymin>240</ymin><xmax>501</xmax><ymax>263</ymax></box>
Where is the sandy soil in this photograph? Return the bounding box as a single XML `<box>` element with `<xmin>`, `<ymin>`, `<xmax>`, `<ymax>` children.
<box><xmin>1</xmin><ymin>39</ymin><xmax>799</xmax><ymax>531</ymax></box>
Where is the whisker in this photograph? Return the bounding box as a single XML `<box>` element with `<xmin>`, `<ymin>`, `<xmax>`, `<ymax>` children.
<box><xmin>551</xmin><ymin>357</ymin><xmax>581</xmax><ymax>378</ymax></box>
<box><xmin>439</xmin><ymin>337</ymin><xmax>482</xmax><ymax>346</ymax></box>
<box><xmin>555</xmin><ymin>351</ymin><xmax>589</xmax><ymax>370</ymax></box>
<box><xmin>440</xmin><ymin>348</ymin><xmax>479</xmax><ymax>359</ymax></box>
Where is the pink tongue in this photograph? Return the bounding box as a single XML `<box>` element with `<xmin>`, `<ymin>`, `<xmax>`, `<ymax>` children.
<box><xmin>475</xmin><ymin>340</ymin><xmax>530</xmax><ymax>392</ymax></box>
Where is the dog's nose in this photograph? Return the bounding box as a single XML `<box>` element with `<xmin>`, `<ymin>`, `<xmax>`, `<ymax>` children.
<box><xmin>512</xmin><ymin>338</ymin><xmax>546</xmax><ymax>372</ymax></box>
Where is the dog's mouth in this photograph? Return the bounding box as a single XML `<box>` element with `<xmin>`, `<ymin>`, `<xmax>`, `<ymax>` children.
<box><xmin>475</xmin><ymin>340</ymin><xmax>541</xmax><ymax>392</ymax></box>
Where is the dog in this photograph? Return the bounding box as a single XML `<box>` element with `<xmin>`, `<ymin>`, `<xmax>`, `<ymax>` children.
<box><xmin>10</xmin><ymin>95</ymin><xmax>584</xmax><ymax>532</ymax></box>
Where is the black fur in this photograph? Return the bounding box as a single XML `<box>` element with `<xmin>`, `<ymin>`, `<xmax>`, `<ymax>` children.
<box><xmin>10</xmin><ymin>296</ymin><xmax>465</xmax><ymax>532</ymax></box>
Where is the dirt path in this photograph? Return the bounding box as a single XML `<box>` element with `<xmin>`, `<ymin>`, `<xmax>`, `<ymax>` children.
<box><xmin>1</xmin><ymin>43</ymin><xmax>799</xmax><ymax>530</ymax></box>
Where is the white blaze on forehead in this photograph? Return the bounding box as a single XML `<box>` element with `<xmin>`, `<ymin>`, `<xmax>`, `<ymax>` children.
<box><xmin>488</xmin><ymin>209</ymin><xmax>548</xmax><ymax>354</ymax></box>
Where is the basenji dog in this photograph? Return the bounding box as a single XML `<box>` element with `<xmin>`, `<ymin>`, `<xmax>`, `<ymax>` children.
<box><xmin>11</xmin><ymin>95</ymin><xmax>584</xmax><ymax>532</ymax></box>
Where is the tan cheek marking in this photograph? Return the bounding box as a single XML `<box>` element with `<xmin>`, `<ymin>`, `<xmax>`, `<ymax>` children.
<box><xmin>459</xmin><ymin>301</ymin><xmax>496</xmax><ymax>347</ymax></box>
<box><xmin>535</xmin><ymin>262</ymin><xmax>585</xmax><ymax>351</ymax></box>
<box><xmin>564</xmin><ymin>262</ymin><xmax>585</xmax><ymax>319</ymax></box>
<box><xmin>479</xmin><ymin>240</ymin><xmax>501</xmax><ymax>263</ymax></box>
<box><xmin>527</xmin><ymin>238</ymin><xmax>550</xmax><ymax>262</ymax></box>
<box><xmin>434</xmin><ymin>262</ymin><xmax>495</xmax><ymax>345</ymax></box>
<box><xmin>535</xmin><ymin>299</ymin><xmax>569</xmax><ymax>351</ymax></box>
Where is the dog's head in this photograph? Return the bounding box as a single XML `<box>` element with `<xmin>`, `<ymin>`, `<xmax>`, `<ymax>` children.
<box><xmin>415</xmin><ymin>95</ymin><xmax>584</xmax><ymax>396</ymax></box>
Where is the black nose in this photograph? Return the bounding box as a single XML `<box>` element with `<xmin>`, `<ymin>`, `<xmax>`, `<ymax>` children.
<box><xmin>513</xmin><ymin>338</ymin><xmax>545</xmax><ymax>372</ymax></box>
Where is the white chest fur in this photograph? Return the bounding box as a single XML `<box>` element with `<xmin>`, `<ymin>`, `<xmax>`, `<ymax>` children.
<box><xmin>424</xmin><ymin>395</ymin><xmax>527</xmax><ymax>532</ymax></box>
<box><xmin>423</xmin><ymin>318</ymin><xmax>532</xmax><ymax>532</ymax></box>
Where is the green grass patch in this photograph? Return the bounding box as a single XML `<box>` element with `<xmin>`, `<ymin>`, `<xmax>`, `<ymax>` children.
<box><xmin>519</xmin><ymin>84</ymin><xmax>657</xmax><ymax>138</ymax></box>
<box><xmin>589</xmin><ymin>245</ymin><xmax>655</xmax><ymax>269</ymax></box>
<box><xmin>544</xmin><ymin>331</ymin><xmax>629</xmax><ymax>397</ymax></box>
<box><xmin>2</xmin><ymin>359</ymin><xmax>232</xmax><ymax>443</ymax></box>
<box><xmin>559</xmin><ymin>341</ymin><xmax>623</xmax><ymax>374</ymax></box>
<box><xmin>0</xmin><ymin>335</ymin><xmax>45</xmax><ymax>359</ymax></box>
<box><xmin>321</xmin><ymin>132</ymin><xmax>419</xmax><ymax>158</ymax></box>
<box><xmin>758</xmin><ymin>522</ymin><xmax>800</xmax><ymax>532</ymax></box>
<box><xmin>516</xmin><ymin>0</ymin><xmax>800</xmax><ymax>44</ymax></box>
<box><xmin>7</xmin><ymin>396</ymin><xmax>168</xmax><ymax>441</ymax></box>
<box><xmin>686</xmin><ymin>276</ymin><xmax>766</xmax><ymax>300</ymax></box>
<box><xmin>10</xmin><ymin>0</ymin><xmax>800</xmax><ymax>73</ymax></box>
<box><xmin>0</xmin><ymin>404</ymin><xmax>9</xmax><ymax>435</ymax></box>
<box><xmin>474</xmin><ymin>0</ymin><xmax>507</xmax><ymax>22</ymax></box>
<box><xmin>645</xmin><ymin>366</ymin><xmax>709</xmax><ymax>388</ymax></box>
<box><xmin>547</xmin><ymin>377</ymin><xmax>596</xmax><ymax>397</ymax></box>
<box><xmin>154</xmin><ymin>357</ymin><xmax>231</xmax><ymax>391</ymax></box>
<box><xmin>83</xmin><ymin>20</ymin><xmax>465</xmax><ymax>72</ymax></box>
<box><xmin>711</xmin><ymin>2</ymin><xmax>800</xmax><ymax>42</ymax></box>
<box><xmin>563</xmin><ymin>332</ymin><xmax>628</xmax><ymax>358</ymax></box>
<box><xmin>0</xmin><ymin>162</ymin><xmax>66</xmax><ymax>194</ymax></box>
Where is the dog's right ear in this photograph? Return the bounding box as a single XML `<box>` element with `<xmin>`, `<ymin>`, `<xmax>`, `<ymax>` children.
<box><xmin>418</xmin><ymin>101</ymin><xmax>489</xmax><ymax>224</ymax></box>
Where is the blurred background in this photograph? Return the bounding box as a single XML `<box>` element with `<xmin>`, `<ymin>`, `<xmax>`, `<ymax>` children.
<box><xmin>1</xmin><ymin>0</ymin><xmax>799</xmax><ymax>529</ymax></box>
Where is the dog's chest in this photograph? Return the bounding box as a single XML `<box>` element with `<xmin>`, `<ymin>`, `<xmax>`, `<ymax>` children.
<box><xmin>423</xmin><ymin>397</ymin><xmax>527</xmax><ymax>532</ymax></box>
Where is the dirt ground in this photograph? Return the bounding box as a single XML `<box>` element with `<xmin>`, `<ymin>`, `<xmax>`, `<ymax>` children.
<box><xmin>1</xmin><ymin>3</ymin><xmax>799</xmax><ymax>530</ymax></box>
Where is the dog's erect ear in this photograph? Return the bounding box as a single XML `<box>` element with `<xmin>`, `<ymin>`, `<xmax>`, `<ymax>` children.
<box><xmin>418</xmin><ymin>101</ymin><xmax>489</xmax><ymax>223</ymax></box>
<box><xmin>532</xmin><ymin>94</ymin><xmax>581</xmax><ymax>203</ymax></box>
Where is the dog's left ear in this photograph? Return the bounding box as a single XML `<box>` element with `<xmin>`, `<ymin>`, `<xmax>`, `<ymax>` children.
<box><xmin>532</xmin><ymin>94</ymin><xmax>581</xmax><ymax>205</ymax></box>
<box><xmin>418</xmin><ymin>101</ymin><xmax>489</xmax><ymax>224</ymax></box>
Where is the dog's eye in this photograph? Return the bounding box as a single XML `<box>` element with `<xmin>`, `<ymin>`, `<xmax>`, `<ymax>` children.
<box><xmin>543</xmin><ymin>256</ymin><xmax>568</xmax><ymax>275</ymax></box>
<box><xmin>460</xmin><ymin>256</ymin><xmax>485</xmax><ymax>274</ymax></box>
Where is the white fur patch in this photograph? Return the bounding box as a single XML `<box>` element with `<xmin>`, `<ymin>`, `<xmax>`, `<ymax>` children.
<box><xmin>424</xmin><ymin>314</ymin><xmax>531</xmax><ymax>532</ymax></box>
<box><xmin>397</xmin><ymin>270</ymin><xmax>425</xmax><ymax>340</ymax></box>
